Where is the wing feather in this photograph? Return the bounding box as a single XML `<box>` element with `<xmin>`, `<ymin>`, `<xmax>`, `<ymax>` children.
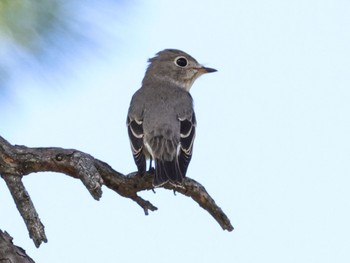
<box><xmin>127</xmin><ymin>116</ymin><xmax>146</xmax><ymax>175</ymax></box>
<box><xmin>178</xmin><ymin>112</ymin><xmax>196</xmax><ymax>177</ymax></box>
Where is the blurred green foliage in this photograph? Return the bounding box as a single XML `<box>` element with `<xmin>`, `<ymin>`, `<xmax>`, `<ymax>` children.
<box><xmin>0</xmin><ymin>0</ymin><xmax>72</xmax><ymax>90</ymax></box>
<box><xmin>0</xmin><ymin>0</ymin><xmax>62</xmax><ymax>51</ymax></box>
<box><xmin>0</xmin><ymin>0</ymin><xmax>130</xmax><ymax>92</ymax></box>
<box><xmin>0</xmin><ymin>0</ymin><xmax>111</xmax><ymax>91</ymax></box>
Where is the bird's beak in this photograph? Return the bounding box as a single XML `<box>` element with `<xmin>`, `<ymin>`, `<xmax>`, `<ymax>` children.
<box><xmin>198</xmin><ymin>66</ymin><xmax>217</xmax><ymax>74</ymax></box>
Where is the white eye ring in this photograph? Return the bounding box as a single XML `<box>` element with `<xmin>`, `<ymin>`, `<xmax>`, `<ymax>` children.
<box><xmin>174</xmin><ymin>56</ymin><xmax>188</xmax><ymax>67</ymax></box>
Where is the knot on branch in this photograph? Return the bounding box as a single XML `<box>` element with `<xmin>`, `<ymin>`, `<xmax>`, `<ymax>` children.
<box><xmin>55</xmin><ymin>153</ymin><xmax>64</xmax><ymax>161</ymax></box>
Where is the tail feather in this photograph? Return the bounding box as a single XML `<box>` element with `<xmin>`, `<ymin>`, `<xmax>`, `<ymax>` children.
<box><xmin>153</xmin><ymin>159</ymin><xmax>183</xmax><ymax>187</ymax></box>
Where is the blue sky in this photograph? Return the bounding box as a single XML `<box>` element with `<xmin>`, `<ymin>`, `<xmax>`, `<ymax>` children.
<box><xmin>1</xmin><ymin>0</ymin><xmax>350</xmax><ymax>262</ymax></box>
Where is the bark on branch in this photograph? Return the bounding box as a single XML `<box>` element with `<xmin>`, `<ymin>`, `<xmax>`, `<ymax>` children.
<box><xmin>0</xmin><ymin>230</ymin><xmax>35</xmax><ymax>263</ymax></box>
<box><xmin>0</xmin><ymin>135</ymin><xmax>233</xmax><ymax>247</ymax></box>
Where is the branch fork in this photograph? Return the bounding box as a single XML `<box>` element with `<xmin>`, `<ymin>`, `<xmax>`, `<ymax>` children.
<box><xmin>0</xmin><ymin>136</ymin><xmax>233</xmax><ymax>247</ymax></box>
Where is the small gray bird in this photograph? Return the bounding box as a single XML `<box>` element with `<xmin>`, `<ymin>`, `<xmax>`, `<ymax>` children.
<box><xmin>127</xmin><ymin>49</ymin><xmax>217</xmax><ymax>187</ymax></box>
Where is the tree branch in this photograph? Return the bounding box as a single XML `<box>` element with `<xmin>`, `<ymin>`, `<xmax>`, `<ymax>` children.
<box><xmin>0</xmin><ymin>230</ymin><xmax>35</xmax><ymax>262</ymax></box>
<box><xmin>2</xmin><ymin>174</ymin><xmax>47</xmax><ymax>248</ymax></box>
<box><xmin>0</xmin><ymin>135</ymin><xmax>233</xmax><ymax>247</ymax></box>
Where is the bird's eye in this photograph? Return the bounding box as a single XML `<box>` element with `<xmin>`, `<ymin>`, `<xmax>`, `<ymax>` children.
<box><xmin>175</xmin><ymin>57</ymin><xmax>188</xmax><ymax>67</ymax></box>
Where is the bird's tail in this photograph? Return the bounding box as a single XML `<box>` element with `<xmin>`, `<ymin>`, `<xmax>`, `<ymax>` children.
<box><xmin>153</xmin><ymin>159</ymin><xmax>183</xmax><ymax>187</ymax></box>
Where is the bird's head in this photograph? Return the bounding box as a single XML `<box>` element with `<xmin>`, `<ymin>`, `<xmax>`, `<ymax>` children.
<box><xmin>144</xmin><ymin>49</ymin><xmax>217</xmax><ymax>91</ymax></box>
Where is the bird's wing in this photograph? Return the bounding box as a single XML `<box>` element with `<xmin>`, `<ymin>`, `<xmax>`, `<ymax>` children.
<box><xmin>127</xmin><ymin>89</ymin><xmax>148</xmax><ymax>175</ymax></box>
<box><xmin>178</xmin><ymin>112</ymin><xmax>196</xmax><ymax>177</ymax></box>
<box><xmin>127</xmin><ymin>116</ymin><xmax>146</xmax><ymax>175</ymax></box>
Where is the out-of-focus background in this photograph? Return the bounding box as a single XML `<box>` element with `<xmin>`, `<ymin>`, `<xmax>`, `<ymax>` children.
<box><xmin>1</xmin><ymin>0</ymin><xmax>350</xmax><ymax>262</ymax></box>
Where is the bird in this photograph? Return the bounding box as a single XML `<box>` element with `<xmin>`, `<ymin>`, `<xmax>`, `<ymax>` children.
<box><xmin>127</xmin><ymin>49</ymin><xmax>217</xmax><ymax>187</ymax></box>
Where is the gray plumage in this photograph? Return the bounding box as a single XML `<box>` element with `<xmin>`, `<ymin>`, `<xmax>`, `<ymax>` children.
<box><xmin>127</xmin><ymin>49</ymin><xmax>216</xmax><ymax>187</ymax></box>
